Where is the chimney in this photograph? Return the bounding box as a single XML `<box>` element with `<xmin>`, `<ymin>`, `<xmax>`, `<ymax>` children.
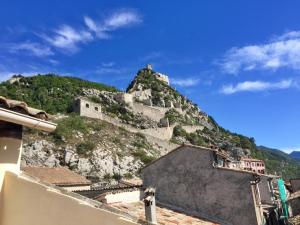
<box><xmin>143</xmin><ymin>187</ymin><xmax>157</xmax><ymax>225</ymax></box>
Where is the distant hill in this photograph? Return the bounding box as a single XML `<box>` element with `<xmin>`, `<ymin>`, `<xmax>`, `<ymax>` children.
<box><xmin>256</xmin><ymin>146</ymin><xmax>300</xmax><ymax>178</ymax></box>
<box><xmin>290</xmin><ymin>151</ymin><xmax>300</xmax><ymax>160</ymax></box>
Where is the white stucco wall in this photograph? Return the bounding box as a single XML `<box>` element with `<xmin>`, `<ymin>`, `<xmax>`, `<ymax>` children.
<box><xmin>98</xmin><ymin>190</ymin><xmax>143</xmax><ymax>204</ymax></box>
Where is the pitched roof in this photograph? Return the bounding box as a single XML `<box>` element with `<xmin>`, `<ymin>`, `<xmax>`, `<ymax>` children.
<box><xmin>240</xmin><ymin>157</ymin><xmax>264</xmax><ymax>162</ymax></box>
<box><xmin>0</xmin><ymin>96</ymin><xmax>49</xmax><ymax>120</ymax></box>
<box><xmin>111</xmin><ymin>201</ymin><xmax>219</xmax><ymax>225</ymax></box>
<box><xmin>142</xmin><ymin>144</ymin><xmax>217</xmax><ymax>170</ymax></box>
<box><xmin>22</xmin><ymin>167</ymin><xmax>91</xmax><ymax>186</ymax></box>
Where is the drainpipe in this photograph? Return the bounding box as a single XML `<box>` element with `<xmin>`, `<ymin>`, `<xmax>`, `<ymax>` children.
<box><xmin>0</xmin><ymin>108</ymin><xmax>56</xmax><ymax>132</ymax></box>
<box><xmin>144</xmin><ymin>187</ymin><xmax>157</xmax><ymax>225</ymax></box>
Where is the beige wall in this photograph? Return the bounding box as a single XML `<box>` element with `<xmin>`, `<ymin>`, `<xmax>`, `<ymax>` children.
<box><xmin>0</xmin><ymin>172</ymin><xmax>138</xmax><ymax>225</ymax></box>
<box><xmin>0</xmin><ymin>136</ymin><xmax>22</xmax><ymax>191</ymax></box>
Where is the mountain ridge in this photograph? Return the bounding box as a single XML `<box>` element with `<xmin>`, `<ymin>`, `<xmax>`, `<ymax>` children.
<box><xmin>1</xmin><ymin>68</ymin><xmax>300</xmax><ymax>179</ymax></box>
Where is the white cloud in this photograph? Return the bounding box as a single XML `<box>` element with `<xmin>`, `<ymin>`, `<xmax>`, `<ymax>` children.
<box><xmin>7</xmin><ymin>42</ymin><xmax>54</xmax><ymax>57</ymax></box>
<box><xmin>43</xmin><ymin>25</ymin><xmax>93</xmax><ymax>53</ymax></box>
<box><xmin>171</xmin><ymin>78</ymin><xmax>200</xmax><ymax>87</ymax></box>
<box><xmin>280</xmin><ymin>146</ymin><xmax>300</xmax><ymax>154</ymax></box>
<box><xmin>101</xmin><ymin>62</ymin><xmax>115</xmax><ymax>67</ymax></box>
<box><xmin>221</xmin><ymin>31</ymin><xmax>300</xmax><ymax>74</ymax></box>
<box><xmin>84</xmin><ymin>10</ymin><xmax>141</xmax><ymax>38</ymax></box>
<box><xmin>41</xmin><ymin>10</ymin><xmax>141</xmax><ymax>54</ymax></box>
<box><xmin>221</xmin><ymin>79</ymin><xmax>295</xmax><ymax>94</ymax></box>
<box><xmin>0</xmin><ymin>71</ymin><xmax>37</xmax><ymax>82</ymax></box>
<box><xmin>103</xmin><ymin>10</ymin><xmax>142</xmax><ymax>30</ymax></box>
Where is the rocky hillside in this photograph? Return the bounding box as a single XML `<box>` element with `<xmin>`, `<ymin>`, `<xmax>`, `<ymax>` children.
<box><xmin>1</xmin><ymin>67</ymin><xmax>300</xmax><ymax>180</ymax></box>
<box><xmin>22</xmin><ymin>114</ymin><xmax>162</xmax><ymax>183</ymax></box>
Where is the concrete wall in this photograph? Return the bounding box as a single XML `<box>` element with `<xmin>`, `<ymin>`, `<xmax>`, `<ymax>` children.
<box><xmin>73</xmin><ymin>98</ymin><xmax>102</xmax><ymax>120</ymax></box>
<box><xmin>0</xmin><ymin>172</ymin><xmax>137</xmax><ymax>225</ymax></box>
<box><xmin>131</xmin><ymin>102</ymin><xmax>167</xmax><ymax>122</ymax></box>
<box><xmin>290</xmin><ymin>198</ymin><xmax>300</xmax><ymax>216</ymax></box>
<box><xmin>259</xmin><ymin>176</ymin><xmax>273</xmax><ymax>205</ymax></box>
<box><xmin>291</xmin><ymin>179</ymin><xmax>300</xmax><ymax>192</ymax></box>
<box><xmin>142</xmin><ymin>146</ymin><xmax>261</xmax><ymax>225</ymax></box>
<box><xmin>97</xmin><ymin>190</ymin><xmax>143</xmax><ymax>204</ymax></box>
<box><xmin>182</xmin><ymin>125</ymin><xmax>204</xmax><ymax>133</ymax></box>
<box><xmin>139</xmin><ymin>127</ymin><xmax>172</xmax><ymax>141</ymax></box>
<box><xmin>114</xmin><ymin>93</ymin><xmax>134</xmax><ymax>107</ymax></box>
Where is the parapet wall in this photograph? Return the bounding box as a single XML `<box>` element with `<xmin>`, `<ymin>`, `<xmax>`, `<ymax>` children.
<box><xmin>101</xmin><ymin>114</ymin><xmax>173</xmax><ymax>141</ymax></box>
<box><xmin>131</xmin><ymin>102</ymin><xmax>168</xmax><ymax>122</ymax></box>
<box><xmin>182</xmin><ymin>125</ymin><xmax>204</xmax><ymax>133</ymax></box>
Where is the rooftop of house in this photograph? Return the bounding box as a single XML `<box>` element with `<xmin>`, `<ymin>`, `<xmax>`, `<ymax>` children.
<box><xmin>22</xmin><ymin>167</ymin><xmax>92</xmax><ymax>186</ymax></box>
<box><xmin>111</xmin><ymin>201</ymin><xmax>219</xmax><ymax>225</ymax></box>
<box><xmin>120</xmin><ymin>178</ymin><xmax>143</xmax><ymax>187</ymax></box>
<box><xmin>288</xmin><ymin>190</ymin><xmax>300</xmax><ymax>201</ymax></box>
<box><xmin>288</xmin><ymin>214</ymin><xmax>300</xmax><ymax>225</ymax></box>
<box><xmin>240</xmin><ymin>157</ymin><xmax>264</xmax><ymax>162</ymax></box>
<box><xmin>0</xmin><ymin>96</ymin><xmax>49</xmax><ymax>120</ymax></box>
<box><xmin>142</xmin><ymin>144</ymin><xmax>266</xmax><ymax>176</ymax></box>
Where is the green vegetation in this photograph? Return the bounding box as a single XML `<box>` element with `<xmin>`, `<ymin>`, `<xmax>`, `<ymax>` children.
<box><xmin>253</xmin><ymin>146</ymin><xmax>300</xmax><ymax>179</ymax></box>
<box><xmin>132</xmin><ymin>149</ymin><xmax>156</xmax><ymax>164</ymax></box>
<box><xmin>0</xmin><ymin>74</ymin><xmax>117</xmax><ymax>114</ymax></box>
<box><xmin>53</xmin><ymin>114</ymin><xmax>87</xmax><ymax>141</ymax></box>
<box><xmin>76</xmin><ymin>141</ymin><xmax>96</xmax><ymax>157</ymax></box>
<box><xmin>172</xmin><ymin>125</ymin><xmax>207</xmax><ymax>146</ymax></box>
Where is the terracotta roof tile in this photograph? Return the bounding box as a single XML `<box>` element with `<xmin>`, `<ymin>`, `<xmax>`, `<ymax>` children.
<box><xmin>110</xmin><ymin>201</ymin><xmax>218</xmax><ymax>225</ymax></box>
<box><xmin>0</xmin><ymin>96</ymin><xmax>49</xmax><ymax>120</ymax></box>
<box><xmin>22</xmin><ymin>167</ymin><xmax>91</xmax><ymax>186</ymax></box>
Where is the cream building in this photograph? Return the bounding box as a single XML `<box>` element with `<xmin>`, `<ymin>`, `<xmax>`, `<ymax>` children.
<box><xmin>0</xmin><ymin>96</ymin><xmax>138</xmax><ymax>225</ymax></box>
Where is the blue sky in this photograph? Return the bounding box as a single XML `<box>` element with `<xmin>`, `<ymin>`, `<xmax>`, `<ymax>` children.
<box><xmin>1</xmin><ymin>0</ymin><xmax>300</xmax><ymax>153</ymax></box>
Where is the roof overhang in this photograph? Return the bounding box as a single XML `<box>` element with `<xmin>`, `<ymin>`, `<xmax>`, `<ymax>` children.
<box><xmin>0</xmin><ymin>107</ymin><xmax>56</xmax><ymax>132</ymax></box>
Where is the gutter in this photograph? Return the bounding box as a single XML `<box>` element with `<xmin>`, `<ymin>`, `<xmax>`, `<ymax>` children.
<box><xmin>0</xmin><ymin>107</ymin><xmax>57</xmax><ymax>132</ymax></box>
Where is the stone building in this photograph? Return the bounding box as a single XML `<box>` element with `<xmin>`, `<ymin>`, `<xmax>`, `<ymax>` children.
<box><xmin>154</xmin><ymin>72</ymin><xmax>169</xmax><ymax>85</ymax></box>
<box><xmin>72</xmin><ymin>97</ymin><xmax>102</xmax><ymax>120</ymax></box>
<box><xmin>142</xmin><ymin>144</ymin><xmax>279</xmax><ymax>225</ymax></box>
<box><xmin>240</xmin><ymin>157</ymin><xmax>265</xmax><ymax>174</ymax></box>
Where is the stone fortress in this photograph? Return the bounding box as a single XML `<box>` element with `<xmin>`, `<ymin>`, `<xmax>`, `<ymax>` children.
<box><xmin>72</xmin><ymin>65</ymin><xmax>209</xmax><ymax>143</ymax></box>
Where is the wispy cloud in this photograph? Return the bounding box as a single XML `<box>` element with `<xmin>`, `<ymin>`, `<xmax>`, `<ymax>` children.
<box><xmin>220</xmin><ymin>30</ymin><xmax>300</xmax><ymax>74</ymax></box>
<box><xmin>42</xmin><ymin>25</ymin><xmax>93</xmax><ymax>53</ymax></box>
<box><xmin>6</xmin><ymin>42</ymin><xmax>54</xmax><ymax>57</ymax></box>
<box><xmin>36</xmin><ymin>9</ymin><xmax>142</xmax><ymax>54</ymax></box>
<box><xmin>0</xmin><ymin>71</ymin><xmax>40</xmax><ymax>82</ymax></box>
<box><xmin>84</xmin><ymin>10</ymin><xmax>141</xmax><ymax>38</ymax></box>
<box><xmin>220</xmin><ymin>79</ymin><xmax>295</xmax><ymax>94</ymax></box>
<box><xmin>171</xmin><ymin>78</ymin><xmax>200</xmax><ymax>87</ymax></box>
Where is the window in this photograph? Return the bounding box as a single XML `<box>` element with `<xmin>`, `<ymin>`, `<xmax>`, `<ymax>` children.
<box><xmin>86</xmin><ymin>103</ymin><xmax>90</xmax><ymax>108</ymax></box>
<box><xmin>95</xmin><ymin>107</ymin><xmax>98</xmax><ymax>111</ymax></box>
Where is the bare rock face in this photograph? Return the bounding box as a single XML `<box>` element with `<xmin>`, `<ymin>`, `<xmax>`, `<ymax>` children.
<box><xmin>22</xmin><ymin>140</ymin><xmax>60</xmax><ymax>167</ymax></box>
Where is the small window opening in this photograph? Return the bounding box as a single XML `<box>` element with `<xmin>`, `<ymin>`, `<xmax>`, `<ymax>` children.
<box><xmin>86</xmin><ymin>103</ymin><xmax>90</xmax><ymax>108</ymax></box>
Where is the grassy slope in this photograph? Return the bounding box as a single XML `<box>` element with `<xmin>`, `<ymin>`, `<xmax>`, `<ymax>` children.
<box><xmin>0</xmin><ymin>74</ymin><xmax>117</xmax><ymax>114</ymax></box>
